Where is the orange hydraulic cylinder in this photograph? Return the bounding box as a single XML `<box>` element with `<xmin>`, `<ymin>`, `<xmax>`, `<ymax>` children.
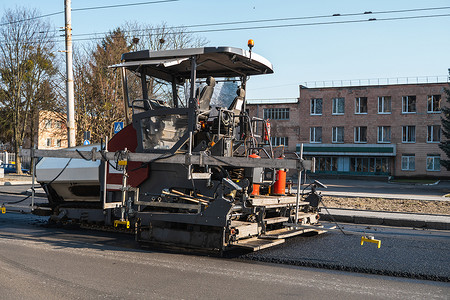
<box><xmin>272</xmin><ymin>156</ymin><xmax>286</xmax><ymax>195</ymax></box>
<box><xmin>249</xmin><ymin>153</ymin><xmax>261</xmax><ymax>196</ymax></box>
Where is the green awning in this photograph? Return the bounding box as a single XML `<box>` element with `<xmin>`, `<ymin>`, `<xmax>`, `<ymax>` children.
<box><xmin>297</xmin><ymin>144</ymin><xmax>396</xmax><ymax>156</ymax></box>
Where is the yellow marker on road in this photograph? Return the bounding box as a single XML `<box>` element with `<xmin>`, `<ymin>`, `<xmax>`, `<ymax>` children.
<box><xmin>361</xmin><ymin>236</ymin><xmax>381</xmax><ymax>248</ymax></box>
<box><xmin>1</xmin><ymin>206</ymin><xmax>5</xmax><ymax>214</ymax></box>
<box><xmin>114</xmin><ymin>220</ymin><xmax>130</xmax><ymax>229</ymax></box>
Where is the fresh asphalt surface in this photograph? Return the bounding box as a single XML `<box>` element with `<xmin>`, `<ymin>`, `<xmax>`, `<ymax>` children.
<box><xmin>0</xmin><ymin>213</ymin><xmax>449</xmax><ymax>299</ymax></box>
<box><xmin>242</xmin><ymin>223</ymin><xmax>450</xmax><ymax>281</ymax></box>
<box><xmin>0</xmin><ymin>183</ymin><xmax>450</xmax><ymax>279</ymax></box>
<box><xmin>0</xmin><ymin>207</ymin><xmax>449</xmax><ymax>282</ymax></box>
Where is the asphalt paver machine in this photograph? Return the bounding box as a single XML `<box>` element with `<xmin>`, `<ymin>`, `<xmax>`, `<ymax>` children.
<box><xmin>26</xmin><ymin>45</ymin><xmax>323</xmax><ymax>251</ymax></box>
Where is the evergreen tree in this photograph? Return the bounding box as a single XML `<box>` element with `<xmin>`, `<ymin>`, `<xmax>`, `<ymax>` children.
<box><xmin>439</xmin><ymin>85</ymin><xmax>450</xmax><ymax>170</ymax></box>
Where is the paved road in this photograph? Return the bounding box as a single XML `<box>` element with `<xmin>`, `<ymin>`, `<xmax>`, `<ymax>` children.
<box><xmin>0</xmin><ymin>213</ymin><xmax>449</xmax><ymax>299</ymax></box>
<box><xmin>0</xmin><ymin>186</ymin><xmax>46</xmax><ymax>213</ymax></box>
<box><xmin>243</xmin><ymin>223</ymin><xmax>450</xmax><ymax>280</ymax></box>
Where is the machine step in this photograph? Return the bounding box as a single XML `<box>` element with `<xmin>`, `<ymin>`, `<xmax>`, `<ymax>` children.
<box><xmin>260</xmin><ymin>227</ymin><xmax>309</xmax><ymax>239</ymax></box>
<box><xmin>232</xmin><ymin>237</ymin><xmax>285</xmax><ymax>251</ymax></box>
<box><xmin>249</xmin><ymin>195</ymin><xmax>309</xmax><ymax>207</ymax></box>
<box><xmin>231</xmin><ymin>220</ymin><xmax>259</xmax><ymax>238</ymax></box>
<box><xmin>264</xmin><ymin>216</ymin><xmax>289</xmax><ymax>224</ymax></box>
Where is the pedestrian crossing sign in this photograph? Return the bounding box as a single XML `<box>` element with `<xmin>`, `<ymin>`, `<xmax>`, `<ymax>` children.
<box><xmin>114</xmin><ymin>122</ymin><xmax>124</xmax><ymax>134</ymax></box>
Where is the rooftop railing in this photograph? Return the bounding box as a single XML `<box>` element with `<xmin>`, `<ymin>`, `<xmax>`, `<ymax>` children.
<box><xmin>247</xmin><ymin>98</ymin><xmax>298</xmax><ymax>104</ymax></box>
<box><xmin>301</xmin><ymin>75</ymin><xmax>449</xmax><ymax>88</ymax></box>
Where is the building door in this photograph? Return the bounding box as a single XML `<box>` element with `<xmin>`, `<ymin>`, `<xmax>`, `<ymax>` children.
<box><xmin>337</xmin><ymin>157</ymin><xmax>349</xmax><ymax>172</ymax></box>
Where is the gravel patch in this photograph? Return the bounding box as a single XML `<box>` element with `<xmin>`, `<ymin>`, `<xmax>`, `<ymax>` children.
<box><xmin>322</xmin><ymin>196</ymin><xmax>450</xmax><ymax>215</ymax></box>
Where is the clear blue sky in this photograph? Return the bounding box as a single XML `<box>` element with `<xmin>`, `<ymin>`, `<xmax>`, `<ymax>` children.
<box><xmin>1</xmin><ymin>0</ymin><xmax>449</xmax><ymax>100</ymax></box>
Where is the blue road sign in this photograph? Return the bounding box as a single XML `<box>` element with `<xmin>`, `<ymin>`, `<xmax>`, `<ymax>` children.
<box><xmin>114</xmin><ymin>122</ymin><xmax>124</xmax><ymax>134</ymax></box>
<box><xmin>83</xmin><ymin>140</ymin><xmax>91</xmax><ymax>145</ymax></box>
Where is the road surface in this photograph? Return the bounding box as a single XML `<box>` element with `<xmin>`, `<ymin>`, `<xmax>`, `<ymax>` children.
<box><xmin>0</xmin><ymin>212</ymin><xmax>449</xmax><ymax>299</ymax></box>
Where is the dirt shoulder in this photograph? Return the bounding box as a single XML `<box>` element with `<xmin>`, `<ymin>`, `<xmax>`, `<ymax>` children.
<box><xmin>0</xmin><ymin>174</ymin><xmax>33</xmax><ymax>182</ymax></box>
<box><xmin>322</xmin><ymin>196</ymin><xmax>450</xmax><ymax>215</ymax></box>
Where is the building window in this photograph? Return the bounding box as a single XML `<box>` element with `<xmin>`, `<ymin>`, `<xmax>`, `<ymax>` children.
<box><xmin>401</xmin><ymin>155</ymin><xmax>415</xmax><ymax>171</ymax></box>
<box><xmin>377</xmin><ymin>126</ymin><xmax>391</xmax><ymax>143</ymax></box>
<box><xmin>426</xmin><ymin>155</ymin><xmax>440</xmax><ymax>171</ymax></box>
<box><xmin>354</xmin><ymin>126</ymin><xmax>367</xmax><ymax>143</ymax></box>
<box><xmin>427</xmin><ymin>95</ymin><xmax>441</xmax><ymax>113</ymax></box>
<box><xmin>55</xmin><ymin>120</ymin><xmax>62</xmax><ymax>129</ymax></box>
<box><xmin>310</xmin><ymin>127</ymin><xmax>322</xmax><ymax>143</ymax></box>
<box><xmin>350</xmin><ymin>157</ymin><xmax>390</xmax><ymax>174</ymax></box>
<box><xmin>315</xmin><ymin>157</ymin><xmax>338</xmax><ymax>172</ymax></box>
<box><xmin>46</xmin><ymin>138</ymin><xmax>52</xmax><ymax>147</ymax></box>
<box><xmin>44</xmin><ymin>119</ymin><xmax>52</xmax><ymax>129</ymax></box>
<box><xmin>378</xmin><ymin>96</ymin><xmax>391</xmax><ymax>114</ymax></box>
<box><xmin>427</xmin><ymin>125</ymin><xmax>441</xmax><ymax>143</ymax></box>
<box><xmin>332</xmin><ymin>97</ymin><xmax>345</xmax><ymax>115</ymax></box>
<box><xmin>332</xmin><ymin>127</ymin><xmax>344</xmax><ymax>143</ymax></box>
<box><xmin>310</xmin><ymin>98</ymin><xmax>323</xmax><ymax>115</ymax></box>
<box><xmin>271</xmin><ymin>136</ymin><xmax>288</xmax><ymax>147</ymax></box>
<box><xmin>56</xmin><ymin>139</ymin><xmax>62</xmax><ymax>147</ymax></box>
<box><xmin>355</xmin><ymin>97</ymin><xmax>368</xmax><ymax>114</ymax></box>
<box><xmin>402</xmin><ymin>96</ymin><xmax>416</xmax><ymax>113</ymax></box>
<box><xmin>263</xmin><ymin>108</ymin><xmax>290</xmax><ymax>120</ymax></box>
<box><xmin>402</xmin><ymin>126</ymin><xmax>416</xmax><ymax>143</ymax></box>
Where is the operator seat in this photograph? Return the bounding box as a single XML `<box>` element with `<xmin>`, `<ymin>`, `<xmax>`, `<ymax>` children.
<box><xmin>197</xmin><ymin>76</ymin><xmax>216</xmax><ymax>111</ymax></box>
<box><xmin>229</xmin><ymin>87</ymin><xmax>245</xmax><ymax>118</ymax></box>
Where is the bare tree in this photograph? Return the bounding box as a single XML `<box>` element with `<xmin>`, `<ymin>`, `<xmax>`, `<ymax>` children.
<box><xmin>73</xmin><ymin>23</ymin><xmax>207</xmax><ymax>143</ymax></box>
<box><xmin>74</xmin><ymin>29</ymin><xmax>130</xmax><ymax>144</ymax></box>
<box><xmin>123</xmin><ymin>21</ymin><xmax>208</xmax><ymax>51</ymax></box>
<box><xmin>0</xmin><ymin>7</ymin><xmax>57</xmax><ymax>174</ymax></box>
<box><xmin>122</xmin><ymin>22</ymin><xmax>208</xmax><ymax>106</ymax></box>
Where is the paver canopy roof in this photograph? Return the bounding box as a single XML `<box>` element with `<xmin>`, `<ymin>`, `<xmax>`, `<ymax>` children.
<box><xmin>110</xmin><ymin>46</ymin><xmax>273</xmax><ymax>82</ymax></box>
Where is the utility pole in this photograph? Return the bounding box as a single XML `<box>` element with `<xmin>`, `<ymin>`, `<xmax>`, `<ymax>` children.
<box><xmin>65</xmin><ymin>0</ymin><xmax>76</xmax><ymax>147</ymax></box>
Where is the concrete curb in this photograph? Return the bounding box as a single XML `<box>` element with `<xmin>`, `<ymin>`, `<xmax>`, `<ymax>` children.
<box><xmin>320</xmin><ymin>208</ymin><xmax>450</xmax><ymax>230</ymax></box>
<box><xmin>0</xmin><ymin>181</ymin><xmax>35</xmax><ymax>186</ymax></box>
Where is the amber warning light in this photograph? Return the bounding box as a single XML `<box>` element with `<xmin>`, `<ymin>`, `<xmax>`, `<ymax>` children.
<box><xmin>248</xmin><ymin>39</ymin><xmax>254</xmax><ymax>50</ymax></box>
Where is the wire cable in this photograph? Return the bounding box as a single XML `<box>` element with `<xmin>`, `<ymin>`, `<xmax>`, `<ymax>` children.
<box><xmin>2</xmin><ymin>158</ymin><xmax>72</xmax><ymax>206</ymax></box>
<box><xmin>66</xmin><ymin>6</ymin><xmax>450</xmax><ymax>38</ymax></box>
<box><xmin>302</xmin><ymin>174</ymin><xmax>348</xmax><ymax>235</ymax></box>
<box><xmin>0</xmin><ymin>0</ymin><xmax>180</xmax><ymax>27</ymax></box>
<box><xmin>72</xmin><ymin>0</ymin><xmax>179</xmax><ymax>12</ymax></box>
<box><xmin>2</xmin><ymin>12</ymin><xmax>449</xmax><ymax>46</ymax></box>
<box><xmin>128</xmin><ymin>152</ymin><xmax>177</xmax><ymax>172</ymax></box>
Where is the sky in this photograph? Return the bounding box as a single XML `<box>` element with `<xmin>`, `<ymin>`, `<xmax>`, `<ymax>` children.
<box><xmin>0</xmin><ymin>0</ymin><xmax>449</xmax><ymax>100</ymax></box>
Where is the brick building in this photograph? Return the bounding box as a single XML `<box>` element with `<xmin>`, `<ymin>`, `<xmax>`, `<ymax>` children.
<box><xmin>247</xmin><ymin>82</ymin><xmax>449</xmax><ymax>178</ymax></box>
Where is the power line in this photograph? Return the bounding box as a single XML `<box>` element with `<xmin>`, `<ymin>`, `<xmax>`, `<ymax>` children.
<box><xmin>1</xmin><ymin>12</ymin><xmax>449</xmax><ymax>45</ymax></box>
<box><xmin>70</xmin><ymin>6</ymin><xmax>450</xmax><ymax>38</ymax></box>
<box><xmin>167</xmin><ymin>5</ymin><xmax>450</xmax><ymax>29</ymax></box>
<box><xmin>0</xmin><ymin>11</ymin><xmax>62</xmax><ymax>26</ymax></box>
<box><xmin>68</xmin><ymin>13</ymin><xmax>450</xmax><ymax>42</ymax></box>
<box><xmin>182</xmin><ymin>13</ymin><xmax>450</xmax><ymax>34</ymax></box>
<box><xmin>72</xmin><ymin>0</ymin><xmax>179</xmax><ymax>12</ymax></box>
<box><xmin>0</xmin><ymin>0</ymin><xmax>179</xmax><ymax>27</ymax></box>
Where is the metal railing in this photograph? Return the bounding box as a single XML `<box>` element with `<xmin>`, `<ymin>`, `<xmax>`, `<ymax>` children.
<box><xmin>247</xmin><ymin>98</ymin><xmax>298</xmax><ymax>104</ymax></box>
<box><xmin>301</xmin><ymin>75</ymin><xmax>449</xmax><ymax>89</ymax></box>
